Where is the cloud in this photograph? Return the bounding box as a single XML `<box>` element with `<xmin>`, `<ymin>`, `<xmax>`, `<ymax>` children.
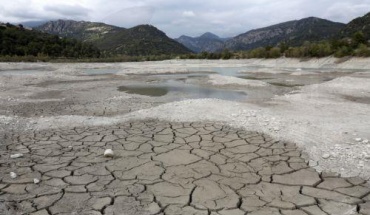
<box><xmin>100</xmin><ymin>6</ymin><xmax>155</xmax><ymax>27</ymax></box>
<box><xmin>44</xmin><ymin>4</ymin><xmax>90</xmax><ymax>18</ymax></box>
<box><xmin>182</xmin><ymin>11</ymin><xmax>195</xmax><ymax>17</ymax></box>
<box><xmin>324</xmin><ymin>2</ymin><xmax>370</xmax><ymax>23</ymax></box>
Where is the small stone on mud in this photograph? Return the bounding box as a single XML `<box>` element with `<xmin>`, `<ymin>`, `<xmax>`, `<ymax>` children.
<box><xmin>355</xmin><ymin>138</ymin><xmax>362</xmax><ymax>142</ymax></box>
<box><xmin>34</xmin><ymin>178</ymin><xmax>40</xmax><ymax>184</ymax></box>
<box><xmin>10</xmin><ymin>153</ymin><xmax>24</xmax><ymax>159</ymax></box>
<box><xmin>322</xmin><ymin>153</ymin><xmax>331</xmax><ymax>159</ymax></box>
<box><xmin>104</xmin><ymin>149</ymin><xmax>114</xmax><ymax>158</ymax></box>
<box><xmin>10</xmin><ymin>172</ymin><xmax>17</xmax><ymax>179</ymax></box>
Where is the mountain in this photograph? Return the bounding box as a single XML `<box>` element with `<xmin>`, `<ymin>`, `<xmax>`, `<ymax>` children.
<box><xmin>36</xmin><ymin>20</ymin><xmax>191</xmax><ymax>56</ymax></box>
<box><xmin>95</xmin><ymin>25</ymin><xmax>192</xmax><ymax>56</ymax></box>
<box><xmin>175</xmin><ymin>32</ymin><xmax>228</xmax><ymax>53</ymax></box>
<box><xmin>0</xmin><ymin>23</ymin><xmax>100</xmax><ymax>58</ymax></box>
<box><xmin>341</xmin><ymin>12</ymin><xmax>370</xmax><ymax>40</ymax></box>
<box><xmin>225</xmin><ymin>17</ymin><xmax>345</xmax><ymax>51</ymax></box>
<box><xmin>35</xmin><ymin>20</ymin><xmax>121</xmax><ymax>42</ymax></box>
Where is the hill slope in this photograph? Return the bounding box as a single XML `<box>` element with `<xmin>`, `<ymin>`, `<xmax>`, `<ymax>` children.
<box><xmin>225</xmin><ymin>17</ymin><xmax>345</xmax><ymax>51</ymax></box>
<box><xmin>0</xmin><ymin>23</ymin><xmax>100</xmax><ymax>58</ymax></box>
<box><xmin>36</xmin><ymin>20</ymin><xmax>122</xmax><ymax>43</ymax></box>
<box><xmin>341</xmin><ymin>12</ymin><xmax>370</xmax><ymax>40</ymax></box>
<box><xmin>175</xmin><ymin>32</ymin><xmax>228</xmax><ymax>53</ymax></box>
<box><xmin>36</xmin><ymin>20</ymin><xmax>191</xmax><ymax>56</ymax></box>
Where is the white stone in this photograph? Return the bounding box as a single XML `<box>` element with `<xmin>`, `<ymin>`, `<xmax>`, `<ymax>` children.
<box><xmin>359</xmin><ymin>161</ymin><xmax>365</xmax><ymax>167</ymax></box>
<box><xmin>309</xmin><ymin>160</ymin><xmax>317</xmax><ymax>167</ymax></box>
<box><xmin>362</xmin><ymin>139</ymin><xmax>369</xmax><ymax>144</ymax></box>
<box><xmin>322</xmin><ymin>153</ymin><xmax>331</xmax><ymax>159</ymax></box>
<box><xmin>10</xmin><ymin>153</ymin><xmax>23</xmax><ymax>159</ymax></box>
<box><xmin>10</xmin><ymin>172</ymin><xmax>17</xmax><ymax>179</ymax></box>
<box><xmin>104</xmin><ymin>149</ymin><xmax>114</xmax><ymax>157</ymax></box>
<box><xmin>34</xmin><ymin>178</ymin><xmax>40</xmax><ymax>184</ymax></box>
<box><xmin>355</xmin><ymin>138</ymin><xmax>362</xmax><ymax>142</ymax></box>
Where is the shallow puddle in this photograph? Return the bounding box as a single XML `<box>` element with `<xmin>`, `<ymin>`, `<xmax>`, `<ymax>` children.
<box><xmin>118</xmin><ymin>86</ymin><xmax>168</xmax><ymax>97</ymax></box>
<box><xmin>83</xmin><ymin>68</ymin><xmax>121</xmax><ymax>75</ymax></box>
<box><xmin>269</xmin><ymin>82</ymin><xmax>304</xmax><ymax>87</ymax></box>
<box><xmin>118</xmin><ymin>81</ymin><xmax>247</xmax><ymax>101</ymax></box>
<box><xmin>342</xmin><ymin>95</ymin><xmax>370</xmax><ymax>104</ymax></box>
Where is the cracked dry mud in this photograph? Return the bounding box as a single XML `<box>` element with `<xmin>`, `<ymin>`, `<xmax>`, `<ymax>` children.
<box><xmin>1</xmin><ymin>121</ymin><xmax>370</xmax><ymax>215</ymax></box>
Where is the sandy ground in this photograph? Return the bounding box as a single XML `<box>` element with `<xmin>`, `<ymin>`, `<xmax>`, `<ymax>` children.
<box><xmin>0</xmin><ymin>57</ymin><xmax>370</xmax><ymax>181</ymax></box>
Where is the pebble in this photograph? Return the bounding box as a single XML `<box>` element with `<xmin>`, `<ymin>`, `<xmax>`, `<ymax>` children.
<box><xmin>309</xmin><ymin>160</ymin><xmax>318</xmax><ymax>167</ymax></box>
<box><xmin>104</xmin><ymin>149</ymin><xmax>114</xmax><ymax>158</ymax></box>
<box><xmin>363</xmin><ymin>139</ymin><xmax>369</xmax><ymax>144</ymax></box>
<box><xmin>359</xmin><ymin>161</ymin><xmax>365</xmax><ymax>167</ymax></box>
<box><xmin>322</xmin><ymin>153</ymin><xmax>331</xmax><ymax>159</ymax></box>
<box><xmin>34</xmin><ymin>178</ymin><xmax>40</xmax><ymax>184</ymax></box>
<box><xmin>10</xmin><ymin>172</ymin><xmax>17</xmax><ymax>179</ymax></box>
<box><xmin>10</xmin><ymin>153</ymin><xmax>24</xmax><ymax>159</ymax></box>
<box><xmin>355</xmin><ymin>138</ymin><xmax>362</xmax><ymax>142</ymax></box>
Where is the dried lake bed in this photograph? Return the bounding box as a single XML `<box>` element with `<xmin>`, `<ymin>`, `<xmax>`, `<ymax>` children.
<box><xmin>0</xmin><ymin>58</ymin><xmax>370</xmax><ymax>214</ymax></box>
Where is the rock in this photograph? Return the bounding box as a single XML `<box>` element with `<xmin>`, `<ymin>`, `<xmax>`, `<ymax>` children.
<box><xmin>322</xmin><ymin>153</ymin><xmax>330</xmax><ymax>159</ymax></box>
<box><xmin>363</xmin><ymin>139</ymin><xmax>369</xmax><ymax>144</ymax></box>
<box><xmin>10</xmin><ymin>153</ymin><xmax>24</xmax><ymax>158</ymax></box>
<box><xmin>358</xmin><ymin>161</ymin><xmax>364</xmax><ymax>167</ymax></box>
<box><xmin>104</xmin><ymin>149</ymin><xmax>114</xmax><ymax>158</ymax></box>
<box><xmin>34</xmin><ymin>178</ymin><xmax>40</xmax><ymax>184</ymax></box>
<box><xmin>355</xmin><ymin>138</ymin><xmax>362</xmax><ymax>142</ymax></box>
<box><xmin>10</xmin><ymin>172</ymin><xmax>17</xmax><ymax>179</ymax></box>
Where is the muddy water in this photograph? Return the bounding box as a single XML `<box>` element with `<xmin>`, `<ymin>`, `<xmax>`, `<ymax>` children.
<box><xmin>118</xmin><ymin>80</ymin><xmax>247</xmax><ymax>101</ymax></box>
<box><xmin>83</xmin><ymin>68</ymin><xmax>121</xmax><ymax>75</ymax></box>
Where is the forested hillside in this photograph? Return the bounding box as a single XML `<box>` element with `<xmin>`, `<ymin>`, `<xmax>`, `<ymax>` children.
<box><xmin>0</xmin><ymin>23</ymin><xmax>100</xmax><ymax>58</ymax></box>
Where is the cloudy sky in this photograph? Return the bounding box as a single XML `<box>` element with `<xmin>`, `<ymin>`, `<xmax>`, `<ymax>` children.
<box><xmin>1</xmin><ymin>0</ymin><xmax>369</xmax><ymax>38</ymax></box>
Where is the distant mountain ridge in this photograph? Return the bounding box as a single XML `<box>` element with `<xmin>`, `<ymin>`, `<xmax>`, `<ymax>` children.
<box><xmin>36</xmin><ymin>20</ymin><xmax>191</xmax><ymax>56</ymax></box>
<box><xmin>175</xmin><ymin>32</ymin><xmax>228</xmax><ymax>53</ymax></box>
<box><xmin>36</xmin><ymin>20</ymin><xmax>121</xmax><ymax>42</ymax></box>
<box><xmin>341</xmin><ymin>12</ymin><xmax>370</xmax><ymax>40</ymax></box>
<box><xmin>225</xmin><ymin>17</ymin><xmax>345</xmax><ymax>51</ymax></box>
<box><xmin>35</xmin><ymin>12</ymin><xmax>370</xmax><ymax>56</ymax></box>
<box><xmin>176</xmin><ymin>17</ymin><xmax>346</xmax><ymax>53</ymax></box>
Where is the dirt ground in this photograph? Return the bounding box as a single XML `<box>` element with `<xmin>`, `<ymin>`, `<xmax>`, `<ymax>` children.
<box><xmin>0</xmin><ymin>58</ymin><xmax>370</xmax><ymax>214</ymax></box>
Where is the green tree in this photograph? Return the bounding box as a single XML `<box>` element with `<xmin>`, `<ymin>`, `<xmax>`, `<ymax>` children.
<box><xmin>221</xmin><ymin>49</ymin><xmax>232</xmax><ymax>59</ymax></box>
<box><xmin>355</xmin><ymin>44</ymin><xmax>370</xmax><ymax>57</ymax></box>
<box><xmin>352</xmin><ymin>31</ymin><xmax>366</xmax><ymax>47</ymax></box>
<box><xmin>267</xmin><ymin>47</ymin><xmax>281</xmax><ymax>58</ymax></box>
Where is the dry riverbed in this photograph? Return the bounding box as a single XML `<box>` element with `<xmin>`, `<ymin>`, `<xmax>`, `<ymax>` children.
<box><xmin>0</xmin><ymin>58</ymin><xmax>370</xmax><ymax>214</ymax></box>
